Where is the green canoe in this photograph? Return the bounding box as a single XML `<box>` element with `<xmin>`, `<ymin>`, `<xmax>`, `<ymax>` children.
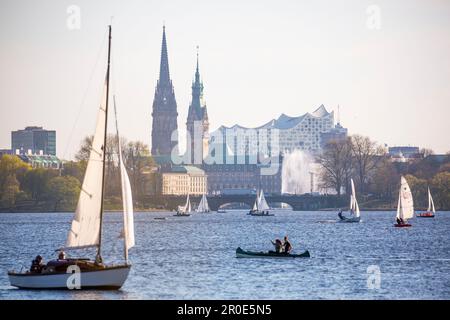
<box><xmin>236</xmin><ymin>247</ymin><xmax>310</xmax><ymax>258</ymax></box>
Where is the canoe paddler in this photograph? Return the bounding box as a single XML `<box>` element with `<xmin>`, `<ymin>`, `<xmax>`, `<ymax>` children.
<box><xmin>271</xmin><ymin>238</ymin><xmax>283</xmax><ymax>253</ymax></box>
<box><xmin>283</xmin><ymin>236</ymin><xmax>292</xmax><ymax>254</ymax></box>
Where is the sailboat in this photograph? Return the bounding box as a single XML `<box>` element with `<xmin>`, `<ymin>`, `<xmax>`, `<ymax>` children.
<box><xmin>417</xmin><ymin>187</ymin><xmax>436</xmax><ymax>218</ymax></box>
<box><xmin>394</xmin><ymin>176</ymin><xmax>414</xmax><ymax>227</ymax></box>
<box><xmin>175</xmin><ymin>194</ymin><xmax>192</xmax><ymax>216</ymax></box>
<box><xmin>338</xmin><ymin>179</ymin><xmax>361</xmax><ymax>223</ymax></box>
<box><xmin>196</xmin><ymin>194</ymin><xmax>211</xmax><ymax>213</ymax></box>
<box><xmin>8</xmin><ymin>25</ymin><xmax>135</xmax><ymax>289</ymax></box>
<box><xmin>248</xmin><ymin>189</ymin><xmax>274</xmax><ymax>216</ymax></box>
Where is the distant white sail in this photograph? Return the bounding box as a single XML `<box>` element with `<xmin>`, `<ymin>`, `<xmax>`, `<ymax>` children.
<box><xmin>396</xmin><ymin>176</ymin><xmax>414</xmax><ymax>221</ymax></box>
<box><xmin>427</xmin><ymin>187</ymin><xmax>436</xmax><ymax>213</ymax></box>
<box><xmin>258</xmin><ymin>189</ymin><xmax>270</xmax><ymax>211</ymax></box>
<box><xmin>350</xmin><ymin>179</ymin><xmax>360</xmax><ymax>218</ymax></box>
<box><xmin>252</xmin><ymin>191</ymin><xmax>258</xmax><ymax>211</ymax></box>
<box><xmin>65</xmin><ymin>80</ymin><xmax>108</xmax><ymax>249</ymax></box>
<box><xmin>186</xmin><ymin>194</ymin><xmax>191</xmax><ymax>213</ymax></box>
<box><xmin>197</xmin><ymin>194</ymin><xmax>210</xmax><ymax>212</ymax></box>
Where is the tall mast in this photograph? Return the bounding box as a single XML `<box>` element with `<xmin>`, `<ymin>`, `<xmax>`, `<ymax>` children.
<box><xmin>96</xmin><ymin>25</ymin><xmax>112</xmax><ymax>264</ymax></box>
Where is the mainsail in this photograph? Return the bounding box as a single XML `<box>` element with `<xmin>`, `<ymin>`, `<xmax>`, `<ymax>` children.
<box><xmin>396</xmin><ymin>176</ymin><xmax>414</xmax><ymax>221</ymax></box>
<box><xmin>65</xmin><ymin>80</ymin><xmax>108</xmax><ymax>249</ymax></box>
<box><xmin>258</xmin><ymin>189</ymin><xmax>270</xmax><ymax>211</ymax></box>
<box><xmin>427</xmin><ymin>187</ymin><xmax>436</xmax><ymax>213</ymax></box>
<box><xmin>350</xmin><ymin>179</ymin><xmax>360</xmax><ymax>218</ymax></box>
<box><xmin>185</xmin><ymin>194</ymin><xmax>191</xmax><ymax>213</ymax></box>
<box><xmin>197</xmin><ymin>194</ymin><xmax>210</xmax><ymax>212</ymax></box>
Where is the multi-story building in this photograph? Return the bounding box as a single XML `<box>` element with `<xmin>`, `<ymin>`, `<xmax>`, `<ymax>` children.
<box><xmin>11</xmin><ymin>126</ymin><xmax>56</xmax><ymax>155</ymax></box>
<box><xmin>320</xmin><ymin>122</ymin><xmax>348</xmax><ymax>148</ymax></box>
<box><xmin>161</xmin><ymin>165</ymin><xmax>207</xmax><ymax>196</ymax></box>
<box><xmin>388</xmin><ymin>146</ymin><xmax>423</xmax><ymax>163</ymax></box>
<box><xmin>212</xmin><ymin>105</ymin><xmax>344</xmax><ymax>159</ymax></box>
<box><xmin>203</xmin><ymin>161</ymin><xmax>282</xmax><ymax>195</ymax></box>
<box><xmin>151</xmin><ymin>26</ymin><xmax>179</xmax><ymax>156</ymax></box>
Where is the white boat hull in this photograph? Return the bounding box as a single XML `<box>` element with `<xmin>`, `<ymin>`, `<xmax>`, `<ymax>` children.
<box><xmin>8</xmin><ymin>265</ymin><xmax>130</xmax><ymax>290</ymax></box>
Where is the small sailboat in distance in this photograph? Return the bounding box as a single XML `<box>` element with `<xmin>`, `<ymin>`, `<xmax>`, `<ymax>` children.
<box><xmin>394</xmin><ymin>176</ymin><xmax>414</xmax><ymax>227</ymax></box>
<box><xmin>417</xmin><ymin>187</ymin><xmax>436</xmax><ymax>218</ymax></box>
<box><xmin>175</xmin><ymin>194</ymin><xmax>192</xmax><ymax>216</ymax></box>
<box><xmin>8</xmin><ymin>25</ymin><xmax>135</xmax><ymax>289</ymax></box>
<box><xmin>338</xmin><ymin>178</ymin><xmax>361</xmax><ymax>223</ymax></box>
<box><xmin>196</xmin><ymin>194</ymin><xmax>211</xmax><ymax>213</ymax></box>
<box><xmin>248</xmin><ymin>189</ymin><xmax>274</xmax><ymax>216</ymax></box>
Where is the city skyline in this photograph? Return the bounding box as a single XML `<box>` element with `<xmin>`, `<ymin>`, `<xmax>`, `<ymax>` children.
<box><xmin>1</xmin><ymin>0</ymin><xmax>450</xmax><ymax>159</ymax></box>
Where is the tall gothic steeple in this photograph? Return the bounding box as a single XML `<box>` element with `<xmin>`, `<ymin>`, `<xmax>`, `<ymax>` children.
<box><xmin>151</xmin><ymin>25</ymin><xmax>179</xmax><ymax>156</ymax></box>
<box><xmin>159</xmin><ymin>25</ymin><xmax>170</xmax><ymax>85</ymax></box>
<box><xmin>186</xmin><ymin>47</ymin><xmax>209</xmax><ymax>164</ymax></box>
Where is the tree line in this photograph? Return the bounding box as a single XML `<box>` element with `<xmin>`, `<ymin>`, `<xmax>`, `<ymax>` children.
<box><xmin>0</xmin><ymin>136</ymin><xmax>156</xmax><ymax>211</ymax></box>
<box><xmin>317</xmin><ymin>135</ymin><xmax>450</xmax><ymax>209</ymax></box>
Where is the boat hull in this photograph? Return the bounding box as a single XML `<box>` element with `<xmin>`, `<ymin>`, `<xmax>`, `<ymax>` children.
<box><xmin>338</xmin><ymin>216</ymin><xmax>361</xmax><ymax>223</ymax></box>
<box><xmin>247</xmin><ymin>211</ymin><xmax>274</xmax><ymax>216</ymax></box>
<box><xmin>417</xmin><ymin>212</ymin><xmax>434</xmax><ymax>218</ymax></box>
<box><xmin>394</xmin><ymin>224</ymin><xmax>412</xmax><ymax>228</ymax></box>
<box><xmin>8</xmin><ymin>265</ymin><xmax>130</xmax><ymax>290</ymax></box>
<box><xmin>236</xmin><ymin>247</ymin><xmax>310</xmax><ymax>258</ymax></box>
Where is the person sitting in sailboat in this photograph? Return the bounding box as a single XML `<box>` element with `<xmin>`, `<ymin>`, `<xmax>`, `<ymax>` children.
<box><xmin>30</xmin><ymin>255</ymin><xmax>44</xmax><ymax>273</ymax></box>
<box><xmin>283</xmin><ymin>236</ymin><xmax>292</xmax><ymax>254</ymax></box>
<box><xmin>271</xmin><ymin>238</ymin><xmax>283</xmax><ymax>253</ymax></box>
<box><xmin>338</xmin><ymin>209</ymin><xmax>343</xmax><ymax>220</ymax></box>
<box><xmin>58</xmin><ymin>250</ymin><xmax>66</xmax><ymax>260</ymax></box>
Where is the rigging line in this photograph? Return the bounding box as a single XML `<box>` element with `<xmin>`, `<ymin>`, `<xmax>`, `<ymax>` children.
<box><xmin>62</xmin><ymin>29</ymin><xmax>109</xmax><ymax>161</ymax></box>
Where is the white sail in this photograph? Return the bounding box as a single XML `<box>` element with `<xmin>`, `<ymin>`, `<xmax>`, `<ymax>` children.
<box><xmin>428</xmin><ymin>187</ymin><xmax>436</xmax><ymax>213</ymax></box>
<box><xmin>258</xmin><ymin>189</ymin><xmax>270</xmax><ymax>211</ymax></box>
<box><xmin>252</xmin><ymin>191</ymin><xmax>258</xmax><ymax>211</ymax></box>
<box><xmin>113</xmin><ymin>98</ymin><xmax>135</xmax><ymax>260</ymax></box>
<box><xmin>396</xmin><ymin>176</ymin><xmax>414</xmax><ymax>221</ymax></box>
<box><xmin>186</xmin><ymin>194</ymin><xmax>191</xmax><ymax>213</ymax></box>
<box><xmin>197</xmin><ymin>194</ymin><xmax>209</xmax><ymax>212</ymax></box>
<box><xmin>350</xmin><ymin>179</ymin><xmax>360</xmax><ymax>217</ymax></box>
<box><xmin>65</xmin><ymin>80</ymin><xmax>108</xmax><ymax>249</ymax></box>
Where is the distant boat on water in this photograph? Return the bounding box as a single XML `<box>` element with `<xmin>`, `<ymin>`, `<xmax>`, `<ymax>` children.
<box><xmin>248</xmin><ymin>189</ymin><xmax>274</xmax><ymax>216</ymax></box>
<box><xmin>338</xmin><ymin>179</ymin><xmax>361</xmax><ymax>223</ymax></box>
<box><xmin>394</xmin><ymin>176</ymin><xmax>414</xmax><ymax>228</ymax></box>
<box><xmin>417</xmin><ymin>187</ymin><xmax>435</xmax><ymax>218</ymax></box>
<box><xmin>175</xmin><ymin>194</ymin><xmax>192</xmax><ymax>217</ymax></box>
<box><xmin>196</xmin><ymin>194</ymin><xmax>211</xmax><ymax>213</ymax></box>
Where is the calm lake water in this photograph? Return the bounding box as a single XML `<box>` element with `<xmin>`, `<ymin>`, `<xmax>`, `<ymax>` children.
<box><xmin>0</xmin><ymin>210</ymin><xmax>449</xmax><ymax>300</ymax></box>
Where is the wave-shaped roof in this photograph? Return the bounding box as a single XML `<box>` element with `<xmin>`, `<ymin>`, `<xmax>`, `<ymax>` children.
<box><xmin>218</xmin><ymin>105</ymin><xmax>331</xmax><ymax>131</ymax></box>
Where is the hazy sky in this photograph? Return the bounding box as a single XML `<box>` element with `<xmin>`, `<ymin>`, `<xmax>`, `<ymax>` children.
<box><xmin>1</xmin><ymin>0</ymin><xmax>449</xmax><ymax>159</ymax></box>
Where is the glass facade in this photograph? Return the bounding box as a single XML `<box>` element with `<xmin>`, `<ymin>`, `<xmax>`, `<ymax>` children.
<box><xmin>11</xmin><ymin>126</ymin><xmax>56</xmax><ymax>155</ymax></box>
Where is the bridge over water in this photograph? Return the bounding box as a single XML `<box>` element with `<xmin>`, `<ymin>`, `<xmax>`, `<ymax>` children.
<box><xmin>142</xmin><ymin>194</ymin><xmax>346</xmax><ymax>211</ymax></box>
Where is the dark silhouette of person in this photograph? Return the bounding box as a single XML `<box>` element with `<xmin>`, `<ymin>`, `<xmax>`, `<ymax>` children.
<box><xmin>283</xmin><ymin>236</ymin><xmax>292</xmax><ymax>254</ymax></box>
<box><xmin>30</xmin><ymin>255</ymin><xmax>44</xmax><ymax>273</ymax></box>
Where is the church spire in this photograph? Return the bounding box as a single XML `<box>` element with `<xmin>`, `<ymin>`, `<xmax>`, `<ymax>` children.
<box><xmin>159</xmin><ymin>25</ymin><xmax>170</xmax><ymax>85</ymax></box>
<box><xmin>151</xmin><ymin>24</ymin><xmax>178</xmax><ymax>156</ymax></box>
<box><xmin>191</xmin><ymin>46</ymin><xmax>203</xmax><ymax>112</ymax></box>
<box><xmin>195</xmin><ymin>45</ymin><xmax>200</xmax><ymax>84</ymax></box>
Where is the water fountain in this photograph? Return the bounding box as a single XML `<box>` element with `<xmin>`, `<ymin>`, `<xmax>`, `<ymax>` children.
<box><xmin>281</xmin><ymin>150</ymin><xmax>317</xmax><ymax>194</ymax></box>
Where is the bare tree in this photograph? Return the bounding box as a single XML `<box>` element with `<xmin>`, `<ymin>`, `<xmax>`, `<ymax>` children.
<box><xmin>350</xmin><ymin>135</ymin><xmax>385</xmax><ymax>194</ymax></box>
<box><xmin>124</xmin><ymin>141</ymin><xmax>154</xmax><ymax>202</ymax></box>
<box><xmin>317</xmin><ymin>138</ymin><xmax>353</xmax><ymax>196</ymax></box>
